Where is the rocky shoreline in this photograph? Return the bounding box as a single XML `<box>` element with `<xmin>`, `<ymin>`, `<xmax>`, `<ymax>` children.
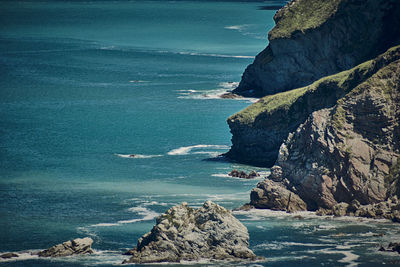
<box><xmin>225</xmin><ymin>0</ymin><xmax>400</xmax><ymax>224</ymax></box>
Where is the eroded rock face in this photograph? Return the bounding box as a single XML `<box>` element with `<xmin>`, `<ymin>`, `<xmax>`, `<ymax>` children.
<box><xmin>38</xmin><ymin>237</ymin><xmax>94</xmax><ymax>257</ymax></box>
<box><xmin>275</xmin><ymin>58</ymin><xmax>400</xmax><ymax>209</ymax></box>
<box><xmin>245</xmin><ymin>47</ymin><xmax>400</xmax><ymax>219</ymax></box>
<box><xmin>234</xmin><ymin>0</ymin><xmax>400</xmax><ymax>97</ymax></box>
<box><xmin>227</xmin><ymin>46</ymin><xmax>400</xmax><ymax>167</ymax></box>
<box><xmin>123</xmin><ymin>201</ymin><xmax>259</xmax><ymax>264</ymax></box>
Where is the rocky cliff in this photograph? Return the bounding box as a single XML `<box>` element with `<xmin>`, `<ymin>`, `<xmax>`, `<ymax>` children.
<box><xmin>123</xmin><ymin>201</ymin><xmax>259</xmax><ymax>264</ymax></box>
<box><xmin>233</xmin><ymin>0</ymin><xmax>400</xmax><ymax>97</ymax></box>
<box><xmin>247</xmin><ymin>45</ymin><xmax>400</xmax><ymax>218</ymax></box>
<box><xmin>227</xmin><ymin>46</ymin><xmax>400</xmax><ymax>167</ymax></box>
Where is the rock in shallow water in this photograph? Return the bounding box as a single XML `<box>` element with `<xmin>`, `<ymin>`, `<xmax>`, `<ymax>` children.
<box><xmin>123</xmin><ymin>201</ymin><xmax>260</xmax><ymax>264</ymax></box>
<box><xmin>0</xmin><ymin>253</ymin><xmax>19</xmax><ymax>259</ymax></box>
<box><xmin>38</xmin><ymin>237</ymin><xmax>94</xmax><ymax>257</ymax></box>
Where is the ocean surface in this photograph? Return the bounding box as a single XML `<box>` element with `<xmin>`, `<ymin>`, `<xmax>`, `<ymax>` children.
<box><xmin>1</xmin><ymin>1</ymin><xmax>400</xmax><ymax>266</ymax></box>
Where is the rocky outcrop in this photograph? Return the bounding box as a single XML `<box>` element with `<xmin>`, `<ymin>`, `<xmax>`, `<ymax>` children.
<box><xmin>315</xmin><ymin>197</ymin><xmax>400</xmax><ymax>221</ymax></box>
<box><xmin>38</xmin><ymin>237</ymin><xmax>94</xmax><ymax>257</ymax></box>
<box><xmin>0</xmin><ymin>253</ymin><xmax>19</xmax><ymax>259</ymax></box>
<box><xmin>233</xmin><ymin>0</ymin><xmax>400</xmax><ymax>97</ymax></box>
<box><xmin>229</xmin><ymin>169</ymin><xmax>259</xmax><ymax>179</ymax></box>
<box><xmin>250</xmin><ymin>179</ymin><xmax>307</xmax><ymax>212</ymax></box>
<box><xmin>123</xmin><ymin>201</ymin><xmax>259</xmax><ymax>264</ymax></box>
<box><xmin>247</xmin><ymin>45</ymin><xmax>400</xmax><ymax>216</ymax></box>
<box><xmin>227</xmin><ymin>46</ymin><xmax>400</xmax><ymax>167</ymax></box>
<box><xmin>380</xmin><ymin>242</ymin><xmax>400</xmax><ymax>254</ymax></box>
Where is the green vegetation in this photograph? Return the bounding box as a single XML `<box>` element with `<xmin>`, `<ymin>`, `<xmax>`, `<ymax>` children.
<box><xmin>332</xmin><ymin>103</ymin><xmax>346</xmax><ymax>130</ymax></box>
<box><xmin>231</xmin><ymin>86</ymin><xmax>308</xmax><ymax>125</ymax></box>
<box><xmin>229</xmin><ymin>45</ymin><xmax>400</xmax><ymax>127</ymax></box>
<box><xmin>269</xmin><ymin>0</ymin><xmax>341</xmax><ymax>40</ymax></box>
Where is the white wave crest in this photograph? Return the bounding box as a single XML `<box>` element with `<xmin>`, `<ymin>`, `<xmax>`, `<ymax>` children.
<box><xmin>167</xmin><ymin>144</ymin><xmax>229</xmax><ymax>156</ymax></box>
<box><xmin>176</xmin><ymin>82</ymin><xmax>258</xmax><ymax>102</ymax></box>
<box><xmin>177</xmin><ymin>51</ymin><xmax>254</xmax><ymax>59</ymax></box>
<box><xmin>115</xmin><ymin>154</ymin><xmax>163</xmax><ymax>159</ymax></box>
<box><xmin>211</xmin><ymin>173</ymin><xmax>231</xmax><ymax>178</ymax></box>
<box><xmin>224</xmin><ymin>24</ymin><xmax>250</xmax><ymax>31</ymax></box>
<box><xmin>90</xmin><ymin>206</ymin><xmax>159</xmax><ymax>227</ymax></box>
<box><xmin>224</xmin><ymin>24</ymin><xmax>267</xmax><ymax>40</ymax></box>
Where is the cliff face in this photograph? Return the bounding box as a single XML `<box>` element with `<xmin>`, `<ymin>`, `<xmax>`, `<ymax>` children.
<box><xmin>233</xmin><ymin>0</ymin><xmax>400</xmax><ymax>97</ymax></box>
<box><xmin>249</xmin><ymin>46</ymin><xmax>400</xmax><ymax>216</ymax></box>
<box><xmin>277</xmin><ymin>58</ymin><xmax>400</xmax><ymax>208</ymax></box>
<box><xmin>227</xmin><ymin>46</ymin><xmax>400</xmax><ymax>167</ymax></box>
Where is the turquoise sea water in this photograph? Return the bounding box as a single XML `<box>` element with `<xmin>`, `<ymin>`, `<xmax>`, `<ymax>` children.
<box><xmin>1</xmin><ymin>1</ymin><xmax>400</xmax><ymax>266</ymax></box>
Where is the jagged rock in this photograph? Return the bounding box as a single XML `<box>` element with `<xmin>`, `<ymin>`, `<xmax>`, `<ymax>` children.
<box><xmin>38</xmin><ymin>237</ymin><xmax>93</xmax><ymax>257</ymax></box>
<box><xmin>332</xmin><ymin>203</ymin><xmax>349</xmax><ymax>217</ymax></box>
<box><xmin>316</xmin><ymin>207</ymin><xmax>332</xmax><ymax>216</ymax></box>
<box><xmin>380</xmin><ymin>243</ymin><xmax>400</xmax><ymax>254</ymax></box>
<box><xmin>389</xmin><ymin>243</ymin><xmax>400</xmax><ymax>253</ymax></box>
<box><xmin>269</xmin><ymin>166</ymin><xmax>283</xmax><ymax>182</ymax></box>
<box><xmin>250</xmin><ymin>179</ymin><xmax>307</xmax><ymax>212</ymax></box>
<box><xmin>228</xmin><ymin>169</ymin><xmax>259</xmax><ymax>179</ymax></box>
<box><xmin>269</xmin><ymin>53</ymin><xmax>400</xmax><ymax>210</ymax></box>
<box><xmin>0</xmin><ymin>253</ymin><xmax>19</xmax><ymax>259</ymax></box>
<box><xmin>234</xmin><ymin>0</ymin><xmax>400</xmax><ymax>97</ymax></box>
<box><xmin>123</xmin><ymin>201</ymin><xmax>260</xmax><ymax>264</ymax></box>
<box><xmin>220</xmin><ymin>93</ymin><xmax>242</xmax><ymax>99</ymax></box>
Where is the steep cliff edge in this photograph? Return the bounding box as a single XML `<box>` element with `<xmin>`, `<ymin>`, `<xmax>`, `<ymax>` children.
<box><xmin>233</xmin><ymin>0</ymin><xmax>400</xmax><ymax>97</ymax></box>
<box><xmin>248</xmin><ymin>45</ymin><xmax>400</xmax><ymax>218</ymax></box>
<box><xmin>227</xmin><ymin>46</ymin><xmax>400</xmax><ymax>167</ymax></box>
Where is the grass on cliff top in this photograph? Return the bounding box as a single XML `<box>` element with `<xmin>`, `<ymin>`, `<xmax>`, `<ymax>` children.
<box><xmin>229</xmin><ymin>57</ymin><xmax>380</xmax><ymax>126</ymax></box>
<box><xmin>230</xmin><ymin>69</ymin><xmax>351</xmax><ymax>125</ymax></box>
<box><xmin>230</xmin><ymin>45</ymin><xmax>400</xmax><ymax>126</ymax></box>
<box><xmin>269</xmin><ymin>0</ymin><xmax>342</xmax><ymax>40</ymax></box>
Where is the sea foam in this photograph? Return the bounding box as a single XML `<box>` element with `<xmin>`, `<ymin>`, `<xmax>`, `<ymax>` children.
<box><xmin>90</xmin><ymin>206</ymin><xmax>159</xmax><ymax>227</ymax></box>
<box><xmin>115</xmin><ymin>154</ymin><xmax>163</xmax><ymax>159</ymax></box>
<box><xmin>167</xmin><ymin>144</ymin><xmax>229</xmax><ymax>156</ymax></box>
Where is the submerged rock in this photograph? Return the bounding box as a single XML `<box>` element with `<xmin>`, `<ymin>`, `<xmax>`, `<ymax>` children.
<box><xmin>123</xmin><ymin>201</ymin><xmax>260</xmax><ymax>264</ymax></box>
<box><xmin>229</xmin><ymin>169</ymin><xmax>259</xmax><ymax>179</ymax></box>
<box><xmin>38</xmin><ymin>237</ymin><xmax>94</xmax><ymax>257</ymax></box>
<box><xmin>380</xmin><ymin>242</ymin><xmax>400</xmax><ymax>254</ymax></box>
<box><xmin>0</xmin><ymin>253</ymin><xmax>19</xmax><ymax>259</ymax></box>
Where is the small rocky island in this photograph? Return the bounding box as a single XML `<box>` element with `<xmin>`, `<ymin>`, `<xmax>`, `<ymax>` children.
<box><xmin>229</xmin><ymin>169</ymin><xmax>260</xmax><ymax>179</ymax></box>
<box><xmin>123</xmin><ymin>201</ymin><xmax>260</xmax><ymax>264</ymax></box>
<box><xmin>0</xmin><ymin>237</ymin><xmax>94</xmax><ymax>260</ymax></box>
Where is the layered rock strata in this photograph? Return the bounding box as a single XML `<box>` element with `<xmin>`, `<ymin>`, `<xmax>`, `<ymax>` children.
<box><xmin>233</xmin><ymin>0</ymin><xmax>400</xmax><ymax>97</ymax></box>
<box><xmin>123</xmin><ymin>201</ymin><xmax>259</xmax><ymax>264</ymax></box>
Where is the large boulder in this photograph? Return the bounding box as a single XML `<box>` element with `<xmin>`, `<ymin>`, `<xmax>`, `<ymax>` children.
<box><xmin>250</xmin><ymin>179</ymin><xmax>307</xmax><ymax>212</ymax></box>
<box><xmin>38</xmin><ymin>237</ymin><xmax>94</xmax><ymax>257</ymax></box>
<box><xmin>123</xmin><ymin>201</ymin><xmax>259</xmax><ymax>264</ymax></box>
